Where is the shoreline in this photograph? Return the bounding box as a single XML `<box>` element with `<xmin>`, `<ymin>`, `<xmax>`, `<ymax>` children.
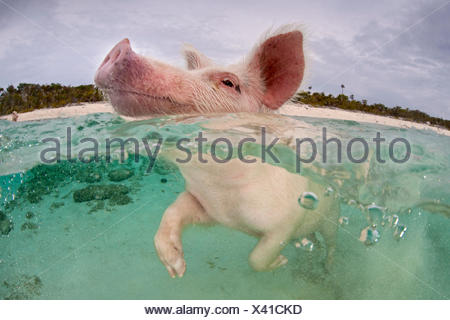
<box><xmin>0</xmin><ymin>102</ymin><xmax>114</xmax><ymax>122</ymax></box>
<box><xmin>1</xmin><ymin>101</ymin><xmax>449</xmax><ymax>136</ymax></box>
<box><xmin>280</xmin><ymin>104</ymin><xmax>450</xmax><ymax>136</ymax></box>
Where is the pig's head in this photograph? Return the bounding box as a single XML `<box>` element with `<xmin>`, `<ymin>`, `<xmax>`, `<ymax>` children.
<box><xmin>94</xmin><ymin>26</ymin><xmax>304</xmax><ymax>117</ymax></box>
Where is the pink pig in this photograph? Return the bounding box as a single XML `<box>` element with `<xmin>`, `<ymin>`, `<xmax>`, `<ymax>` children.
<box><xmin>95</xmin><ymin>26</ymin><xmax>304</xmax><ymax>116</ymax></box>
<box><xmin>95</xmin><ymin>26</ymin><xmax>339</xmax><ymax>278</ymax></box>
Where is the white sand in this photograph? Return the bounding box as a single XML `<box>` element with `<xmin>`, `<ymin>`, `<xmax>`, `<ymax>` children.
<box><xmin>0</xmin><ymin>102</ymin><xmax>114</xmax><ymax>122</ymax></box>
<box><xmin>280</xmin><ymin>104</ymin><xmax>450</xmax><ymax>136</ymax></box>
<box><xmin>1</xmin><ymin>101</ymin><xmax>448</xmax><ymax>136</ymax></box>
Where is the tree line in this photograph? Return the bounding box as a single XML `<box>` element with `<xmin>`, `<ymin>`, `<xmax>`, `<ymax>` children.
<box><xmin>292</xmin><ymin>91</ymin><xmax>450</xmax><ymax>130</ymax></box>
<box><xmin>0</xmin><ymin>83</ymin><xmax>104</xmax><ymax>115</ymax></box>
<box><xmin>0</xmin><ymin>83</ymin><xmax>448</xmax><ymax>130</ymax></box>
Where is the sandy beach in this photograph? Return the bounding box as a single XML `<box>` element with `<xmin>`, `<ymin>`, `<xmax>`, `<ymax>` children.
<box><xmin>1</xmin><ymin>101</ymin><xmax>449</xmax><ymax>136</ymax></box>
<box><xmin>0</xmin><ymin>102</ymin><xmax>114</xmax><ymax>122</ymax></box>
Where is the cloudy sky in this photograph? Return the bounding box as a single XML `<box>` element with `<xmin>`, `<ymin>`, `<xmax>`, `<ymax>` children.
<box><xmin>1</xmin><ymin>0</ymin><xmax>449</xmax><ymax>118</ymax></box>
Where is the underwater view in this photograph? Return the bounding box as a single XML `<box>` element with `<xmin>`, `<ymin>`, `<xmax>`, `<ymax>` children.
<box><xmin>0</xmin><ymin>112</ymin><xmax>449</xmax><ymax>300</ymax></box>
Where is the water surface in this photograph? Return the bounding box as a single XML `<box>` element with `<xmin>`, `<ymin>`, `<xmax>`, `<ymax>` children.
<box><xmin>0</xmin><ymin>112</ymin><xmax>448</xmax><ymax>299</ymax></box>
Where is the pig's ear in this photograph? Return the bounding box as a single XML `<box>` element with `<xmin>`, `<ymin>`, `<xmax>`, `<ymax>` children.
<box><xmin>182</xmin><ymin>44</ymin><xmax>213</xmax><ymax>70</ymax></box>
<box><xmin>248</xmin><ymin>30</ymin><xmax>304</xmax><ymax>109</ymax></box>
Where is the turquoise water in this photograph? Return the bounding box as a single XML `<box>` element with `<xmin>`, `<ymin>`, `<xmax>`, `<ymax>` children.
<box><xmin>0</xmin><ymin>112</ymin><xmax>449</xmax><ymax>299</ymax></box>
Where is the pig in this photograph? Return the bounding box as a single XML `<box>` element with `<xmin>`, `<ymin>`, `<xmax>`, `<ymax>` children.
<box><xmin>95</xmin><ymin>26</ymin><xmax>339</xmax><ymax>278</ymax></box>
<box><xmin>157</xmin><ymin>148</ymin><xmax>339</xmax><ymax>278</ymax></box>
<box><xmin>94</xmin><ymin>26</ymin><xmax>304</xmax><ymax>116</ymax></box>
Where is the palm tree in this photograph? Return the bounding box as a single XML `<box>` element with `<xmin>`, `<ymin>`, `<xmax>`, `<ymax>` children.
<box><xmin>340</xmin><ymin>84</ymin><xmax>345</xmax><ymax>95</ymax></box>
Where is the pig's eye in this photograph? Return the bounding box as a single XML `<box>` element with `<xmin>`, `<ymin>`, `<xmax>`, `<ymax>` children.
<box><xmin>222</xmin><ymin>79</ymin><xmax>234</xmax><ymax>87</ymax></box>
<box><xmin>221</xmin><ymin>79</ymin><xmax>241</xmax><ymax>93</ymax></box>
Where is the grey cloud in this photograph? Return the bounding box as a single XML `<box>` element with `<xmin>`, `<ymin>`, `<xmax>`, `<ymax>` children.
<box><xmin>0</xmin><ymin>0</ymin><xmax>448</xmax><ymax>118</ymax></box>
<box><xmin>307</xmin><ymin>0</ymin><xmax>450</xmax><ymax>118</ymax></box>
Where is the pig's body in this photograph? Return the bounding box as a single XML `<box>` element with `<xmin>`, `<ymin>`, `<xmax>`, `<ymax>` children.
<box><xmin>95</xmin><ymin>25</ymin><xmax>339</xmax><ymax>278</ymax></box>
<box><xmin>155</xmin><ymin>156</ymin><xmax>338</xmax><ymax>277</ymax></box>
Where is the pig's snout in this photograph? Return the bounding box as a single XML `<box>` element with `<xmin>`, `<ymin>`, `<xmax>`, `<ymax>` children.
<box><xmin>101</xmin><ymin>38</ymin><xmax>130</xmax><ymax>67</ymax></box>
<box><xmin>95</xmin><ymin>38</ymin><xmax>133</xmax><ymax>88</ymax></box>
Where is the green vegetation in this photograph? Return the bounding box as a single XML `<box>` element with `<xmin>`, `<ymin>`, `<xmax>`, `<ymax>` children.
<box><xmin>0</xmin><ymin>83</ymin><xmax>104</xmax><ymax>115</ymax></box>
<box><xmin>293</xmin><ymin>91</ymin><xmax>450</xmax><ymax>130</ymax></box>
<box><xmin>1</xmin><ymin>82</ymin><xmax>448</xmax><ymax>130</ymax></box>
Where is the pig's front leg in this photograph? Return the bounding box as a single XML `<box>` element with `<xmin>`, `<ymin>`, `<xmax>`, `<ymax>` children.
<box><xmin>249</xmin><ymin>231</ymin><xmax>292</xmax><ymax>272</ymax></box>
<box><xmin>154</xmin><ymin>191</ymin><xmax>214</xmax><ymax>278</ymax></box>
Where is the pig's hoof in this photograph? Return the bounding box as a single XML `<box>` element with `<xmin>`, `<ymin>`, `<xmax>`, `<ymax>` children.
<box><xmin>270</xmin><ymin>254</ymin><xmax>288</xmax><ymax>270</ymax></box>
<box><xmin>154</xmin><ymin>233</ymin><xmax>186</xmax><ymax>278</ymax></box>
<box><xmin>251</xmin><ymin>254</ymin><xmax>288</xmax><ymax>272</ymax></box>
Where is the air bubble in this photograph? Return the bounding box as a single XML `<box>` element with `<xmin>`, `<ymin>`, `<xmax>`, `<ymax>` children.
<box><xmin>393</xmin><ymin>224</ymin><xmax>407</xmax><ymax>240</ymax></box>
<box><xmin>381</xmin><ymin>215</ymin><xmax>388</xmax><ymax>226</ymax></box>
<box><xmin>381</xmin><ymin>214</ymin><xmax>399</xmax><ymax>227</ymax></box>
<box><xmin>298</xmin><ymin>192</ymin><xmax>319</xmax><ymax>210</ymax></box>
<box><xmin>390</xmin><ymin>215</ymin><xmax>399</xmax><ymax>227</ymax></box>
<box><xmin>339</xmin><ymin>216</ymin><xmax>349</xmax><ymax>225</ymax></box>
<box><xmin>359</xmin><ymin>225</ymin><xmax>381</xmax><ymax>246</ymax></box>
<box><xmin>300</xmin><ymin>238</ymin><xmax>314</xmax><ymax>251</ymax></box>
<box><xmin>367</xmin><ymin>203</ymin><xmax>385</xmax><ymax>224</ymax></box>
<box><xmin>324</xmin><ymin>187</ymin><xmax>334</xmax><ymax>197</ymax></box>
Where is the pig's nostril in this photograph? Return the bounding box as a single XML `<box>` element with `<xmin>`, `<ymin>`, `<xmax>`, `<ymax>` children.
<box><xmin>96</xmin><ymin>39</ymin><xmax>131</xmax><ymax>83</ymax></box>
